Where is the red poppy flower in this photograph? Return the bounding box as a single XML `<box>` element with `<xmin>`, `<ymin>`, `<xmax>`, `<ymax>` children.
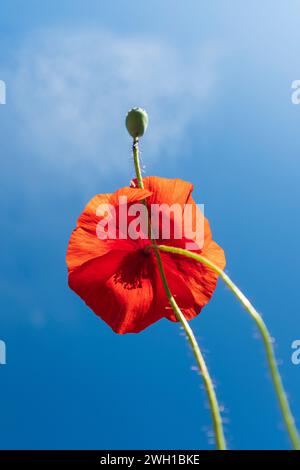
<box><xmin>66</xmin><ymin>176</ymin><xmax>225</xmax><ymax>333</ymax></box>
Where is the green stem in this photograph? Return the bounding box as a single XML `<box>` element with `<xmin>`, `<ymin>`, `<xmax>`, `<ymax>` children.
<box><xmin>133</xmin><ymin>137</ymin><xmax>144</xmax><ymax>189</ymax></box>
<box><xmin>132</xmin><ymin>139</ymin><xmax>227</xmax><ymax>450</ymax></box>
<box><xmin>153</xmin><ymin>246</ymin><xmax>227</xmax><ymax>450</ymax></box>
<box><xmin>157</xmin><ymin>244</ymin><xmax>300</xmax><ymax>450</ymax></box>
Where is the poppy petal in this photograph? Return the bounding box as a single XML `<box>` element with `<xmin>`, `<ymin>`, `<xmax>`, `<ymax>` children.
<box><xmin>69</xmin><ymin>248</ymin><xmax>156</xmax><ymax>333</ymax></box>
<box><xmin>77</xmin><ymin>187</ymin><xmax>151</xmax><ymax>233</ymax></box>
<box><xmin>66</xmin><ymin>227</ymin><xmax>135</xmax><ymax>272</ymax></box>
<box><xmin>110</xmin><ymin>186</ymin><xmax>152</xmax><ymax>205</ymax></box>
<box><xmin>160</xmin><ymin>239</ymin><xmax>226</xmax><ymax>319</ymax></box>
<box><xmin>150</xmin><ymin>251</ymin><xmax>197</xmax><ymax>321</ymax></box>
<box><xmin>133</xmin><ymin>176</ymin><xmax>193</xmax><ymax>207</ymax></box>
<box><xmin>66</xmin><ymin>227</ymin><xmax>115</xmax><ymax>272</ymax></box>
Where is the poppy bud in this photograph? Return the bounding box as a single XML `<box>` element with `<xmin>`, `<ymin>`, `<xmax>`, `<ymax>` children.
<box><xmin>125</xmin><ymin>108</ymin><xmax>148</xmax><ymax>138</ymax></box>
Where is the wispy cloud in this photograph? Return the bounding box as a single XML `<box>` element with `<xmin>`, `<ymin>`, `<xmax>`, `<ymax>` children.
<box><xmin>11</xmin><ymin>28</ymin><xmax>222</xmax><ymax>185</ymax></box>
<box><xmin>3</xmin><ymin>28</ymin><xmax>223</xmax><ymax>327</ymax></box>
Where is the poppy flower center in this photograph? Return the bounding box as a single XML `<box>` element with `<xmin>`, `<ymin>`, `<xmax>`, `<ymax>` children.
<box><xmin>141</xmin><ymin>245</ymin><xmax>152</xmax><ymax>257</ymax></box>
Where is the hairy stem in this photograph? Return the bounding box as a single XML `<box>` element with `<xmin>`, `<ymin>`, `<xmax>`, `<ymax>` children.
<box><xmin>153</xmin><ymin>246</ymin><xmax>227</xmax><ymax>450</ymax></box>
<box><xmin>133</xmin><ymin>137</ymin><xmax>144</xmax><ymax>189</ymax></box>
<box><xmin>157</xmin><ymin>244</ymin><xmax>300</xmax><ymax>450</ymax></box>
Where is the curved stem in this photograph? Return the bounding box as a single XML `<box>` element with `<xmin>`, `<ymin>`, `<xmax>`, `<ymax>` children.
<box><xmin>132</xmin><ymin>139</ymin><xmax>227</xmax><ymax>450</ymax></box>
<box><xmin>157</xmin><ymin>244</ymin><xmax>300</xmax><ymax>450</ymax></box>
<box><xmin>153</xmin><ymin>246</ymin><xmax>227</xmax><ymax>450</ymax></box>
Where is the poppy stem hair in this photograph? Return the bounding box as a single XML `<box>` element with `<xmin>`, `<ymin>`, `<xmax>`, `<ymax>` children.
<box><xmin>131</xmin><ymin>135</ymin><xmax>227</xmax><ymax>450</ymax></box>
<box><xmin>152</xmin><ymin>245</ymin><xmax>227</xmax><ymax>450</ymax></box>
<box><xmin>133</xmin><ymin>137</ymin><xmax>144</xmax><ymax>189</ymax></box>
<box><xmin>157</xmin><ymin>244</ymin><xmax>300</xmax><ymax>450</ymax></box>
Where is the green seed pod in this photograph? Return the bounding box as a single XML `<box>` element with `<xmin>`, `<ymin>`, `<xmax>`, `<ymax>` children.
<box><xmin>125</xmin><ymin>108</ymin><xmax>148</xmax><ymax>138</ymax></box>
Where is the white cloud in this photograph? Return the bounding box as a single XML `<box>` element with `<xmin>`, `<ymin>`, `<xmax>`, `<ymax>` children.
<box><xmin>2</xmin><ymin>28</ymin><xmax>224</xmax><ymax>327</ymax></box>
<box><xmin>11</xmin><ymin>28</ymin><xmax>222</xmax><ymax>185</ymax></box>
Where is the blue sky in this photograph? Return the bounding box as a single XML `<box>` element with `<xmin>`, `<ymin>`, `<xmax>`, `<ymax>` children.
<box><xmin>1</xmin><ymin>0</ymin><xmax>300</xmax><ymax>450</ymax></box>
